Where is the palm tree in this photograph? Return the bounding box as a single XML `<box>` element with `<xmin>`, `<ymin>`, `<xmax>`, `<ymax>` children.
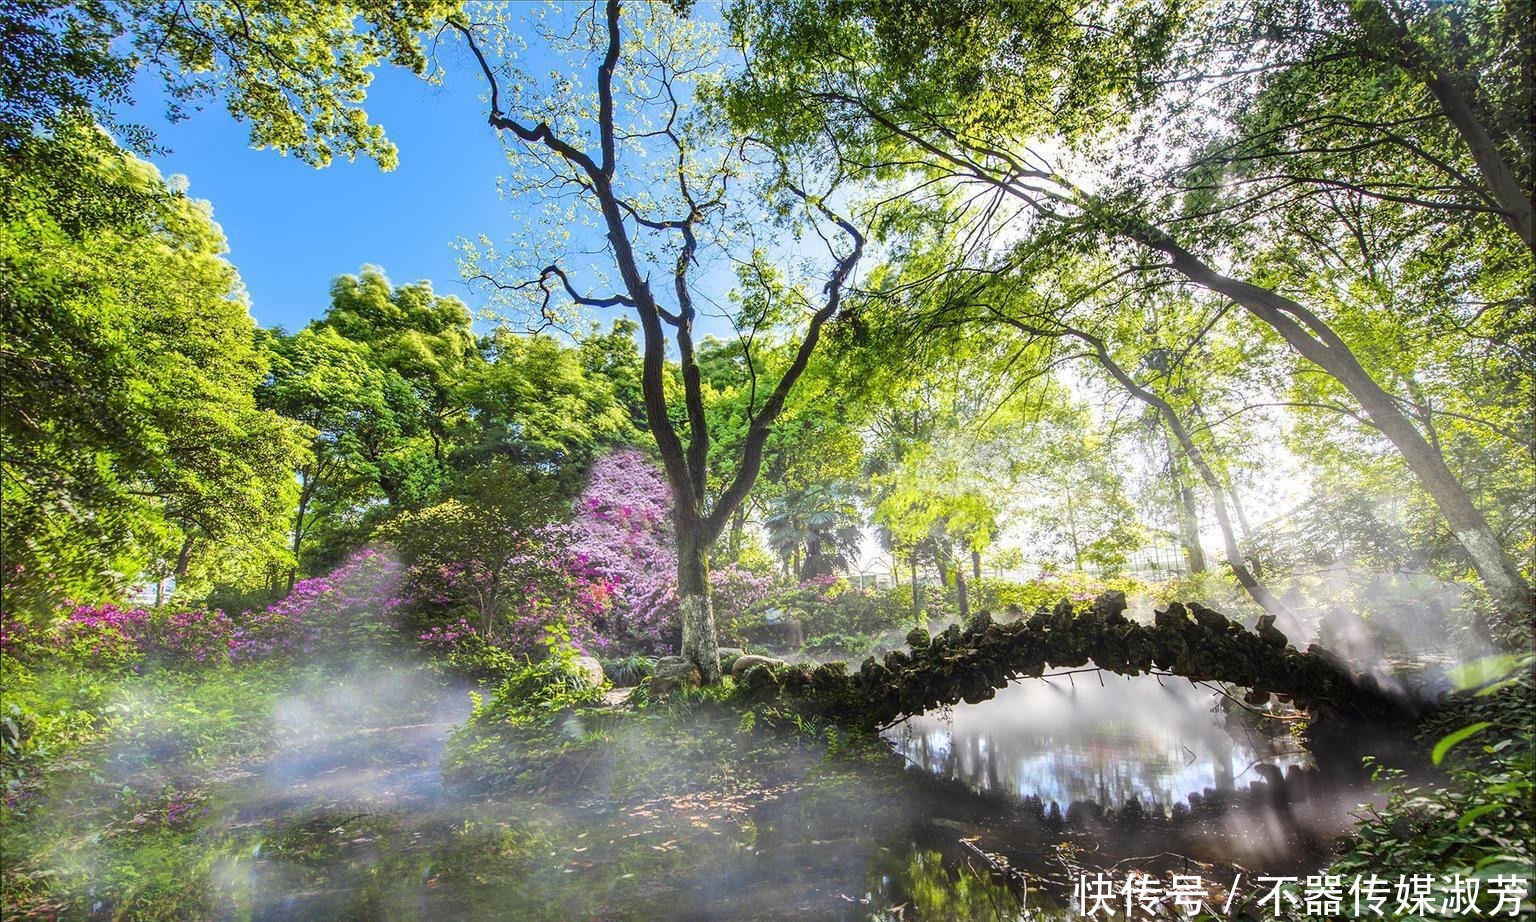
<box><xmin>763</xmin><ymin>483</ymin><xmax>864</xmax><ymax>579</ymax></box>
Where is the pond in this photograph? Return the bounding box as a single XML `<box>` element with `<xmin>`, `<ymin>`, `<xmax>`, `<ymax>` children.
<box><xmin>882</xmin><ymin>672</ymin><xmax>1314</xmax><ymax>810</ymax></box>
<box><xmin>51</xmin><ymin>665</ymin><xmax>1382</xmax><ymax>921</ymax></box>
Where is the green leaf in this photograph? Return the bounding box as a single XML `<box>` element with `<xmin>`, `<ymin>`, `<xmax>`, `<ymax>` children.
<box><xmin>1433</xmin><ymin>722</ymin><xmax>1492</xmax><ymax>765</ymax></box>
<box><xmin>1456</xmin><ymin>803</ymin><xmax>1505</xmax><ymax>829</ymax></box>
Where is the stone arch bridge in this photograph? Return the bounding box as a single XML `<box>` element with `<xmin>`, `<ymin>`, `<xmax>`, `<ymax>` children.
<box><xmin>733</xmin><ymin>594</ymin><xmax>1439</xmax><ymax>768</ymax></box>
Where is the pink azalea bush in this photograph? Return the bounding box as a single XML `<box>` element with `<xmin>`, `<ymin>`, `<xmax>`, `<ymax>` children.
<box><xmin>35</xmin><ymin>549</ymin><xmax>406</xmax><ymax>669</ymax></box>
<box><xmin>235</xmin><ymin>548</ymin><xmax>404</xmax><ymax>659</ymax></box>
<box><xmin>558</xmin><ymin>449</ymin><xmax>773</xmax><ymax>652</ymax></box>
<box><xmin>562</xmin><ymin>448</ymin><xmax>680</xmax><ymax>649</ymax></box>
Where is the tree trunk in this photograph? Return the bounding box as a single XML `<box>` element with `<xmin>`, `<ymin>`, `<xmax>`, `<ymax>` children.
<box><xmin>173</xmin><ymin>535</ymin><xmax>195</xmax><ymax>581</ymax></box>
<box><xmin>1162</xmin><ymin>423</ymin><xmax>1207</xmax><ymax>574</ymax></box>
<box><xmin>1140</xmin><ymin>232</ymin><xmax>1533</xmax><ymax>618</ymax></box>
<box><xmin>971</xmin><ymin>549</ymin><xmax>982</xmax><ymax>581</ymax></box>
<box><xmin>1225</xmin><ymin>477</ymin><xmax>1254</xmax><ymax>546</ymax></box>
<box><xmin>1065</xmin><ymin>490</ymin><xmax>1083</xmax><ymax>570</ymax></box>
<box><xmin>910</xmin><ymin>554</ymin><xmax>922</xmax><ymax>625</ymax></box>
<box><xmin>1074</xmin><ymin>331</ymin><xmax>1289</xmax><ymax>617</ymax></box>
<box><xmin>955</xmin><ymin>561</ymin><xmax>970</xmax><ymax>620</ymax></box>
<box><xmin>1178</xmin><ymin>484</ymin><xmax>1208</xmax><ymax>574</ymax></box>
<box><xmin>289</xmin><ymin>471</ymin><xmax>314</xmax><ymax>594</ymax></box>
<box><xmin>677</xmin><ymin>525</ymin><xmax>721</xmax><ymax>684</ymax></box>
<box><xmin>484</xmin><ymin>574</ymin><xmax>499</xmax><ymax>639</ymax></box>
<box><xmin>1351</xmin><ymin>0</ymin><xmax>1535</xmax><ymax>254</ymax></box>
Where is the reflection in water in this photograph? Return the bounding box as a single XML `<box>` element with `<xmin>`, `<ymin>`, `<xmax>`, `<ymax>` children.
<box><xmin>42</xmin><ymin>665</ymin><xmax>1362</xmax><ymax>922</ymax></box>
<box><xmin>883</xmin><ymin>674</ymin><xmax>1311</xmax><ymax>809</ymax></box>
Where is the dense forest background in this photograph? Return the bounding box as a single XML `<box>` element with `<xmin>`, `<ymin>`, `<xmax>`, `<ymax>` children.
<box><xmin>1</xmin><ymin>0</ymin><xmax>1531</xmax><ymax>918</ymax></box>
<box><xmin>4</xmin><ymin>0</ymin><xmax>1529</xmax><ymax>655</ymax></box>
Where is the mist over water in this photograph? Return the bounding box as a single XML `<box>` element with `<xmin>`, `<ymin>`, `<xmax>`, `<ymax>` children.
<box><xmin>884</xmin><ymin>675</ymin><xmax>1310</xmax><ymax>809</ymax></box>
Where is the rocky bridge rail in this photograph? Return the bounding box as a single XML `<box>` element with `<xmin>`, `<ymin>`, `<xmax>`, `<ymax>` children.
<box><xmin>730</xmin><ymin>594</ymin><xmax>1444</xmax><ymax>770</ymax></box>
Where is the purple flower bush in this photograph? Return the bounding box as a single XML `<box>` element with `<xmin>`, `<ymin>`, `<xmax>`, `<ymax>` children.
<box><xmin>551</xmin><ymin>449</ymin><xmax>773</xmax><ymax>652</ymax></box>
<box><xmin>55</xmin><ymin>603</ymin><xmax>151</xmax><ymax>667</ymax></box>
<box><xmin>562</xmin><ymin>448</ymin><xmax>680</xmax><ymax>650</ymax></box>
<box><xmin>34</xmin><ymin>549</ymin><xmax>406</xmax><ymax>670</ymax></box>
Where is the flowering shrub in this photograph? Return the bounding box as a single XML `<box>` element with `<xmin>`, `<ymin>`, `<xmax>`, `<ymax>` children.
<box><xmin>56</xmin><ymin>604</ymin><xmax>150</xmax><ymax>668</ymax></box>
<box><xmin>710</xmin><ymin>565</ymin><xmax>775</xmax><ymax>619</ymax></box>
<box><xmin>240</xmin><ymin>548</ymin><xmax>404</xmax><ymax>658</ymax></box>
<box><xmin>30</xmin><ymin>549</ymin><xmax>406</xmax><ymax>670</ymax></box>
<box><xmin>495</xmin><ymin>553</ymin><xmax>617</xmax><ymax>656</ymax></box>
<box><xmin>148</xmin><ymin>609</ymin><xmax>235</xmax><ymax>667</ymax></box>
<box><xmin>562</xmin><ymin>448</ymin><xmax>679</xmax><ymax>650</ymax></box>
<box><xmin>0</xmin><ymin>615</ymin><xmax>35</xmax><ymax>660</ymax></box>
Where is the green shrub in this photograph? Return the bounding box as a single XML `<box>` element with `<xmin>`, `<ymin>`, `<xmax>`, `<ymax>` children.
<box><xmin>1330</xmin><ymin>653</ymin><xmax>1534</xmax><ymax>913</ymax></box>
<box><xmin>601</xmin><ymin>653</ymin><xmax>656</xmax><ymax>687</ymax></box>
<box><xmin>468</xmin><ymin>628</ymin><xmax>607</xmax><ymax>727</ymax></box>
<box><xmin>801</xmin><ymin>632</ymin><xmax>877</xmax><ymax>659</ymax></box>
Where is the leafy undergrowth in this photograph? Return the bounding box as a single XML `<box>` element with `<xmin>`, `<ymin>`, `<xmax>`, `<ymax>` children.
<box><xmin>1</xmin><ymin>659</ymin><xmax>321</xmax><ymax>920</ymax></box>
<box><xmin>1321</xmin><ymin>654</ymin><xmax>1535</xmax><ymax>918</ymax></box>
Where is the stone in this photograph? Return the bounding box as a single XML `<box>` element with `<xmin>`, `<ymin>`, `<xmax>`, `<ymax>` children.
<box><xmin>650</xmin><ymin>656</ymin><xmax>701</xmax><ymax>695</ymax></box>
<box><xmin>717</xmin><ymin>647</ymin><xmax>745</xmax><ymax>673</ymax></box>
<box><xmin>1255</xmin><ymin>613</ymin><xmax>1289</xmax><ymax>649</ymax></box>
<box><xmin>730</xmin><ymin>654</ymin><xmax>786</xmax><ymax>679</ymax></box>
<box><xmin>572</xmin><ymin>655</ymin><xmax>605</xmax><ymax>688</ymax></box>
<box><xmin>1093</xmin><ymin>591</ymin><xmax>1129</xmax><ymax>625</ymax></box>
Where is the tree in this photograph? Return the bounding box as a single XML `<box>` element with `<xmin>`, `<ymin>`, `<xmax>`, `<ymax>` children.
<box><xmin>729</xmin><ymin>0</ymin><xmax>1532</xmax><ymax>620</ymax></box>
<box><xmin>389</xmin><ymin>460</ymin><xmax>568</xmax><ymax>639</ymax></box>
<box><xmin>446</xmin><ymin>1</ymin><xmax>865</xmax><ymax>682</ymax></box>
<box><xmin>763</xmin><ymin>482</ymin><xmax>864</xmax><ymax>579</ymax></box>
<box><xmin>2</xmin><ymin>0</ymin><xmax>455</xmax><ymax>166</ymax></box>
<box><xmin>1014</xmin><ymin>400</ymin><xmax>1141</xmax><ymax>576</ymax></box>
<box><xmin>323</xmin><ymin>266</ymin><xmax>479</xmax><ymax>471</ymax></box>
<box><xmin>458</xmin><ymin>328</ymin><xmax>639</xmax><ymax>480</ymax></box>
<box><xmin>1</xmin><ymin>132</ymin><xmax>300</xmax><ymax>613</ymax></box>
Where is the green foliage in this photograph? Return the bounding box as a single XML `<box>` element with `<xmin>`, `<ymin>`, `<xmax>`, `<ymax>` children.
<box><xmin>2</xmin><ymin>0</ymin><xmax>459</xmax><ymax>167</ymax></box>
<box><xmin>1</xmin><ymin>129</ymin><xmax>301</xmax><ymax>615</ymax></box>
<box><xmin>461</xmin><ymin>627</ymin><xmax>608</xmax><ymax>726</ymax></box>
<box><xmin>1331</xmin><ymin>655</ymin><xmax>1535</xmax><ymax>905</ymax></box>
<box><xmin>971</xmin><ymin>574</ymin><xmax>1173</xmax><ymax>619</ymax></box>
<box><xmin>445</xmin><ymin>623</ymin><xmax>623</xmax><ymax>790</ymax></box>
<box><xmin>600</xmin><ymin>653</ymin><xmax>657</xmax><ymax>688</ymax></box>
<box><xmin>1</xmin><ymin>654</ymin><xmax>115</xmax><ymax>798</ymax></box>
<box><xmin>801</xmin><ymin>632</ymin><xmax>877</xmax><ymax>659</ymax></box>
<box><xmin>729</xmin><ymin>580</ymin><xmax>909</xmax><ymax>649</ymax></box>
<box><xmin>1</xmin><ymin>657</ymin><xmax>332</xmax><ymax>918</ymax></box>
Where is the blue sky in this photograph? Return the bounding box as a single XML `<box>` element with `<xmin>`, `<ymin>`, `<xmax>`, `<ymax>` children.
<box><xmin>137</xmin><ymin>66</ymin><xmax>518</xmax><ymax>331</ymax></box>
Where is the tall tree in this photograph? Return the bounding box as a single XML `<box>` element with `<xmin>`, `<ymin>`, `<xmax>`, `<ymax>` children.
<box><xmin>729</xmin><ymin>0</ymin><xmax>1532</xmax><ymax>620</ymax></box>
<box><xmin>446</xmin><ymin>1</ymin><xmax>865</xmax><ymax>682</ymax></box>
<box><xmin>1</xmin><ymin>133</ymin><xmax>300</xmax><ymax>612</ymax></box>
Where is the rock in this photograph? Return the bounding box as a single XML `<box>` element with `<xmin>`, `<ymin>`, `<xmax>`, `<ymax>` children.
<box><xmin>1189</xmin><ymin>602</ymin><xmax>1228</xmax><ymax>631</ymax></box>
<box><xmin>906</xmin><ymin>627</ymin><xmax>931</xmax><ymax>650</ymax></box>
<box><xmin>1093</xmin><ymin>591</ymin><xmax>1129</xmax><ymax>625</ymax></box>
<box><xmin>572</xmin><ymin>655</ymin><xmax>605</xmax><ymax>688</ymax></box>
<box><xmin>1155</xmin><ymin>602</ymin><xmax>1190</xmax><ymax>628</ymax></box>
<box><xmin>717</xmin><ymin>647</ymin><xmax>745</xmax><ymax>673</ymax></box>
<box><xmin>730</xmin><ymin>654</ymin><xmax>786</xmax><ymax>679</ymax></box>
<box><xmin>1255</xmin><ymin>614</ymin><xmax>1288</xmax><ymax>649</ymax></box>
<box><xmin>650</xmin><ymin>656</ymin><xmax>701</xmax><ymax>695</ymax></box>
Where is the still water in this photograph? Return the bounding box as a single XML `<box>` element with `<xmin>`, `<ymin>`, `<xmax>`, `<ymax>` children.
<box><xmin>883</xmin><ymin>673</ymin><xmax>1313</xmax><ymax>810</ymax></box>
<box><xmin>48</xmin><ymin>666</ymin><xmax>1372</xmax><ymax>921</ymax></box>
